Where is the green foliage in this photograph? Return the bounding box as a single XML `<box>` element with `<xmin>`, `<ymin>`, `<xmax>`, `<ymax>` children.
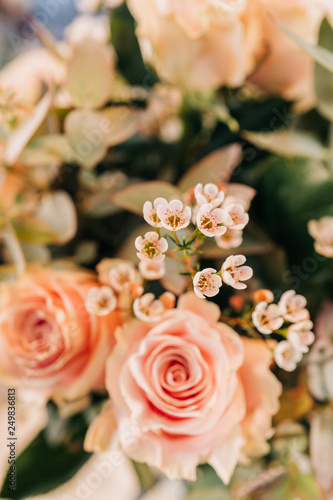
<box><xmin>1</xmin><ymin>410</ymin><xmax>91</xmax><ymax>499</ymax></box>
<box><xmin>242</xmin><ymin>155</ymin><xmax>333</xmax><ymax>265</ymax></box>
<box><xmin>111</xmin><ymin>4</ymin><xmax>152</xmax><ymax>86</ymax></box>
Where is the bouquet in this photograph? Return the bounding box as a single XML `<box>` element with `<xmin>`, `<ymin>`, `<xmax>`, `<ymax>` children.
<box><xmin>0</xmin><ymin>0</ymin><xmax>333</xmax><ymax>498</ymax></box>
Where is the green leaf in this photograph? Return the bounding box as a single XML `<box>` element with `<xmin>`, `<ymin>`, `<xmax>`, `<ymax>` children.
<box><xmin>247</xmin><ymin>155</ymin><xmax>333</xmax><ymax>264</ymax></box>
<box><xmin>4</xmin><ymin>93</ymin><xmax>51</xmax><ymax>166</ymax></box>
<box><xmin>19</xmin><ymin>134</ymin><xmax>74</xmax><ymax>167</ymax></box>
<box><xmin>0</xmin><ymin>413</ymin><xmax>91</xmax><ymax>499</ymax></box>
<box><xmin>111</xmin><ymin>181</ymin><xmax>181</xmax><ymax>215</ymax></box>
<box><xmin>177</xmin><ymin>144</ymin><xmax>241</xmax><ymax>192</ymax></box>
<box><xmin>35</xmin><ymin>191</ymin><xmax>78</xmax><ymax>244</ymax></box>
<box><xmin>102</xmin><ymin>106</ymin><xmax>142</xmax><ymax>147</ymax></box>
<box><xmin>64</xmin><ymin>110</ymin><xmax>110</xmax><ymax>169</ymax></box>
<box><xmin>12</xmin><ymin>215</ymin><xmax>58</xmax><ymax>244</ymax></box>
<box><xmin>274</xmin><ymin>17</ymin><xmax>333</xmax><ymax>74</ymax></box>
<box><xmin>66</xmin><ymin>41</ymin><xmax>114</xmax><ymax>109</ymax></box>
<box><xmin>80</xmin><ymin>190</ymin><xmax>121</xmax><ymax>217</ymax></box>
<box><xmin>315</xmin><ymin>18</ymin><xmax>333</xmax><ymax>122</ymax></box>
<box><xmin>258</xmin><ymin>468</ymin><xmax>324</xmax><ymax>500</ymax></box>
<box><xmin>186</xmin><ymin>486</ymin><xmax>230</xmax><ymax>500</ymax></box>
<box><xmin>243</xmin><ymin>130</ymin><xmax>327</xmax><ymax>160</ymax></box>
<box><xmin>185</xmin><ymin>465</ymin><xmax>230</xmax><ymax>500</ymax></box>
<box><xmin>111</xmin><ymin>3</ymin><xmax>150</xmax><ymax>86</ymax></box>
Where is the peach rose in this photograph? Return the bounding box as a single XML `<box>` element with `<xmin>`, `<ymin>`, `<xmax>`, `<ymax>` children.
<box><xmin>105</xmin><ymin>293</ymin><xmax>281</xmax><ymax>482</ymax></box>
<box><xmin>127</xmin><ymin>0</ymin><xmax>263</xmax><ymax>91</ymax></box>
<box><xmin>249</xmin><ymin>0</ymin><xmax>326</xmax><ymax>104</ymax></box>
<box><xmin>0</xmin><ymin>266</ymin><xmax>120</xmax><ymax>404</ymax></box>
<box><xmin>128</xmin><ymin>0</ymin><xmax>332</xmax><ymax>103</ymax></box>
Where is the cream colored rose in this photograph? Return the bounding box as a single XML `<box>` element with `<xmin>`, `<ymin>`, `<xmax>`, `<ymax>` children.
<box><xmin>249</xmin><ymin>0</ymin><xmax>325</xmax><ymax>104</ymax></box>
<box><xmin>127</xmin><ymin>0</ymin><xmax>262</xmax><ymax>90</ymax></box>
<box><xmin>128</xmin><ymin>0</ymin><xmax>332</xmax><ymax>103</ymax></box>
<box><xmin>100</xmin><ymin>293</ymin><xmax>281</xmax><ymax>482</ymax></box>
<box><xmin>0</xmin><ymin>266</ymin><xmax>120</xmax><ymax>404</ymax></box>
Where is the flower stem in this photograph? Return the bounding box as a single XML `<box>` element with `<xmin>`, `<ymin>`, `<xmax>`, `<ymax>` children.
<box><xmin>172</xmin><ymin>231</ymin><xmax>181</xmax><ymax>245</ymax></box>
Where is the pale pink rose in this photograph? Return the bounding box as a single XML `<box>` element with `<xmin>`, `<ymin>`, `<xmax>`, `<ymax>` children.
<box><xmin>127</xmin><ymin>0</ymin><xmax>263</xmax><ymax>90</ymax></box>
<box><xmin>249</xmin><ymin>0</ymin><xmax>327</xmax><ymax>104</ymax></box>
<box><xmin>239</xmin><ymin>337</ymin><xmax>282</xmax><ymax>457</ymax></box>
<box><xmin>105</xmin><ymin>293</ymin><xmax>281</xmax><ymax>482</ymax></box>
<box><xmin>0</xmin><ymin>266</ymin><xmax>120</xmax><ymax>404</ymax></box>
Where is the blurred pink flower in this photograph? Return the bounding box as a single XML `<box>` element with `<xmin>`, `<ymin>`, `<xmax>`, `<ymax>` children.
<box><xmin>0</xmin><ymin>266</ymin><xmax>120</xmax><ymax>404</ymax></box>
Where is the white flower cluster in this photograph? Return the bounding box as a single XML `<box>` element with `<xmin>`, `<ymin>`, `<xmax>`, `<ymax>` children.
<box><xmin>143</xmin><ymin>182</ymin><xmax>250</xmax><ymax>239</ymax></box>
<box><xmin>194</xmin><ymin>183</ymin><xmax>249</xmax><ymax>243</ymax></box>
<box><xmin>139</xmin><ymin>182</ymin><xmax>252</xmax><ymax>293</ymax></box>
<box><xmin>252</xmin><ymin>290</ymin><xmax>314</xmax><ymax>372</ymax></box>
<box><xmin>86</xmin><ymin>259</ymin><xmax>145</xmax><ymax>315</ymax></box>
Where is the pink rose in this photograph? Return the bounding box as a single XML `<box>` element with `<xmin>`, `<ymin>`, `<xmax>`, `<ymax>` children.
<box><xmin>0</xmin><ymin>266</ymin><xmax>120</xmax><ymax>404</ymax></box>
<box><xmin>105</xmin><ymin>293</ymin><xmax>281</xmax><ymax>482</ymax></box>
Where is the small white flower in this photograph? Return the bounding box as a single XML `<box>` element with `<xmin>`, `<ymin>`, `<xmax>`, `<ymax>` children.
<box><xmin>274</xmin><ymin>340</ymin><xmax>303</xmax><ymax>372</ymax></box>
<box><xmin>197</xmin><ymin>203</ymin><xmax>231</xmax><ymax>237</ymax></box>
<box><xmin>194</xmin><ymin>183</ymin><xmax>224</xmax><ymax>208</ymax></box>
<box><xmin>193</xmin><ymin>268</ymin><xmax>222</xmax><ymax>299</ymax></box>
<box><xmin>133</xmin><ymin>293</ymin><xmax>174</xmax><ymax>322</ymax></box>
<box><xmin>143</xmin><ymin>197</ymin><xmax>168</xmax><ymax>228</ymax></box>
<box><xmin>287</xmin><ymin>320</ymin><xmax>315</xmax><ymax>353</ymax></box>
<box><xmin>221</xmin><ymin>254</ymin><xmax>253</xmax><ymax>290</ymax></box>
<box><xmin>157</xmin><ymin>199</ymin><xmax>191</xmax><ymax>231</ymax></box>
<box><xmin>308</xmin><ymin>216</ymin><xmax>333</xmax><ymax>258</ymax></box>
<box><xmin>135</xmin><ymin>231</ymin><xmax>168</xmax><ymax>263</ymax></box>
<box><xmin>138</xmin><ymin>261</ymin><xmax>165</xmax><ymax>280</ymax></box>
<box><xmin>215</xmin><ymin>229</ymin><xmax>243</xmax><ymax>249</ymax></box>
<box><xmin>85</xmin><ymin>286</ymin><xmax>117</xmax><ymax>316</ymax></box>
<box><xmin>252</xmin><ymin>301</ymin><xmax>284</xmax><ymax>334</ymax></box>
<box><xmin>278</xmin><ymin>290</ymin><xmax>309</xmax><ymax>323</ymax></box>
<box><xmin>223</xmin><ymin>202</ymin><xmax>249</xmax><ymax>230</ymax></box>
<box><xmin>109</xmin><ymin>262</ymin><xmax>141</xmax><ymax>292</ymax></box>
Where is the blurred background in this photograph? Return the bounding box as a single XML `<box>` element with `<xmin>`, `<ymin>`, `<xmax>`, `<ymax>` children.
<box><xmin>0</xmin><ymin>0</ymin><xmax>77</xmax><ymax>66</ymax></box>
